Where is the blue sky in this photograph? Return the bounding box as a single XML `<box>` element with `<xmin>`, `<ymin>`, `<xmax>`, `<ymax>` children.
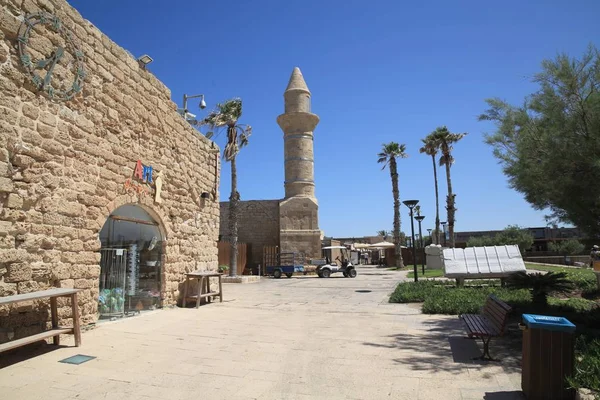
<box><xmin>71</xmin><ymin>0</ymin><xmax>599</xmax><ymax>238</ymax></box>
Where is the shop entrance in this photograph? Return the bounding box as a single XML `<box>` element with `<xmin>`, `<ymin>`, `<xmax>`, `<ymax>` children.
<box><xmin>98</xmin><ymin>205</ymin><xmax>164</xmax><ymax>320</ymax></box>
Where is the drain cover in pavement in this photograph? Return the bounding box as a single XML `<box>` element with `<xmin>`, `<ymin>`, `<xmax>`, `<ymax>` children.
<box><xmin>355</xmin><ymin>290</ymin><xmax>372</xmax><ymax>293</ymax></box>
<box><xmin>59</xmin><ymin>354</ymin><xmax>96</xmax><ymax>365</ymax></box>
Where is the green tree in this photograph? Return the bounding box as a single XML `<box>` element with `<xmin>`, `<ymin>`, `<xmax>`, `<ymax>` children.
<box><xmin>430</xmin><ymin>126</ymin><xmax>467</xmax><ymax>248</ymax></box>
<box><xmin>466</xmin><ymin>236</ymin><xmax>496</xmax><ymax>247</ymax></box>
<box><xmin>378</xmin><ymin>142</ymin><xmax>408</xmax><ymax>269</ymax></box>
<box><xmin>199</xmin><ymin>98</ymin><xmax>251</xmax><ymax>277</ymax></box>
<box><xmin>495</xmin><ymin>225</ymin><xmax>534</xmax><ymax>253</ymax></box>
<box><xmin>465</xmin><ymin>225</ymin><xmax>534</xmax><ymax>253</ymax></box>
<box><xmin>420</xmin><ymin>135</ymin><xmax>441</xmax><ymax>244</ymax></box>
<box><xmin>479</xmin><ymin>45</ymin><xmax>600</xmax><ymax>237</ymax></box>
<box><xmin>549</xmin><ymin>239</ymin><xmax>585</xmax><ymax>255</ymax></box>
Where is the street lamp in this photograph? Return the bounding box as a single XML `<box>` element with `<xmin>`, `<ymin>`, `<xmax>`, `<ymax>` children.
<box><xmin>403</xmin><ymin>199</ymin><xmax>419</xmax><ymax>282</ymax></box>
<box><xmin>441</xmin><ymin>221</ymin><xmax>447</xmax><ymax>247</ymax></box>
<box><xmin>427</xmin><ymin>228</ymin><xmax>432</xmax><ymax>244</ymax></box>
<box><xmin>416</xmin><ymin>215</ymin><xmax>425</xmax><ymax>275</ymax></box>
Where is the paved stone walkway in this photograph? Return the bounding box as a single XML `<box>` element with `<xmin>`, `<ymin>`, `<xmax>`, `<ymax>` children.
<box><xmin>0</xmin><ymin>266</ymin><xmax>524</xmax><ymax>399</ymax></box>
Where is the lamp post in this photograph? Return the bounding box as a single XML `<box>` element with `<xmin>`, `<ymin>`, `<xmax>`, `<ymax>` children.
<box><xmin>427</xmin><ymin>228</ymin><xmax>432</xmax><ymax>245</ymax></box>
<box><xmin>403</xmin><ymin>199</ymin><xmax>419</xmax><ymax>282</ymax></box>
<box><xmin>441</xmin><ymin>221</ymin><xmax>447</xmax><ymax>247</ymax></box>
<box><xmin>416</xmin><ymin>215</ymin><xmax>425</xmax><ymax>275</ymax></box>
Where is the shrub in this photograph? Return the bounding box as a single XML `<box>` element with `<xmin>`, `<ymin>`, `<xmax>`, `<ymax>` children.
<box><xmin>422</xmin><ymin>287</ymin><xmax>531</xmax><ymax>315</ymax></box>
<box><xmin>389</xmin><ymin>280</ymin><xmax>452</xmax><ymax>303</ymax></box>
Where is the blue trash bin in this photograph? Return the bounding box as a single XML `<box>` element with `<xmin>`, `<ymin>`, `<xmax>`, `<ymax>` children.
<box><xmin>520</xmin><ymin>314</ymin><xmax>576</xmax><ymax>400</ymax></box>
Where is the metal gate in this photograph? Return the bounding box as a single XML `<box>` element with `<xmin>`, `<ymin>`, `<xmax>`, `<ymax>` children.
<box><xmin>98</xmin><ymin>248</ymin><xmax>127</xmax><ymax>318</ymax></box>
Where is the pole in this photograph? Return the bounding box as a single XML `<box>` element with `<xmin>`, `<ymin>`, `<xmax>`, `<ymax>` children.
<box><xmin>417</xmin><ymin>219</ymin><xmax>424</xmax><ymax>275</ymax></box>
<box><xmin>410</xmin><ymin>210</ymin><xmax>417</xmax><ymax>282</ymax></box>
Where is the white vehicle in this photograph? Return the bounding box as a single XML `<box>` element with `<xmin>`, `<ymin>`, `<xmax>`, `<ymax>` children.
<box><xmin>317</xmin><ymin>246</ymin><xmax>357</xmax><ymax>278</ymax></box>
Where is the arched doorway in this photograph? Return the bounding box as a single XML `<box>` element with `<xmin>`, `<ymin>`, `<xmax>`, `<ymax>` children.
<box><xmin>98</xmin><ymin>204</ymin><xmax>164</xmax><ymax>319</ymax></box>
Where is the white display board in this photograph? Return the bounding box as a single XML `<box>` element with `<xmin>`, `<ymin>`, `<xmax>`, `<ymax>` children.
<box><xmin>443</xmin><ymin>245</ymin><xmax>526</xmax><ymax>278</ymax></box>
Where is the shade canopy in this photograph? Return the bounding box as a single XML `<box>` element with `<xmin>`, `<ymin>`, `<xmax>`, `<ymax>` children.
<box><xmin>369</xmin><ymin>241</ymin><xmax>396</xmax><ymax>249</ymax></box>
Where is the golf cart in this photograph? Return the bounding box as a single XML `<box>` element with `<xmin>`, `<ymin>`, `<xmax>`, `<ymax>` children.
<box><xmin>317</xmin><ymin>246</ymin><xmax>357</xmax><ymax>278</ymax></box>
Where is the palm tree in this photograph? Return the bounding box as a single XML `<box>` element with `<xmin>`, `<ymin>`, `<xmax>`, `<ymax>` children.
<box><xmin>376</xmin><ymin>230</ymin><xmax>389</xmax><ymax>240</ymax></box>
<box><xmin>419</xmin><ymin>135</ymin><xmax>441</xmax><ymax>245</ymax></box>
<box><xmin>507</xmin><ymin>271</ymin><xmax>573</xmax><ymax>307</ymax></box>
<box><xmin>430</xmin><ymin>126</ymin><xmax>466</xmax><ymax>248</ymax></box>
<box><xmin>198</xmin><ymin>98</ymin><xmax>252</xmax><ymax>276</ymax></box>
<box><xmin>378</xmin><ymin>142</ymin><xmax>408</xmax><ymax>268</ymax></box>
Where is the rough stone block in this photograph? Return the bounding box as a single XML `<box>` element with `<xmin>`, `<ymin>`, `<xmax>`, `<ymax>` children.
<box><xmin>22</xmin><ymin>103</ymin><xmax>40</xmax><ymax>120</ymax></box>
<box><xmin>0</xmin><ymin>176</ymin><xmax>13</xmax><ymax>192</ymax></box>
<box><xmin>5</xmin><ymin>193</ymin><xmax>23</xmax><ymax>208</ymax></box>
<box><xmin>59</xmin><ymin>279</ymin><xmax>74</xmax><ymax>289</ymax></box>
<box><xmin>5</xmin><ymin>263</ymin><xmax>33</xmax><ymax>283</ymax></box>
<box><xmin>17</xmin><ymin>280</ymin><xmax>39</xmax><ymax>293</ymax></box>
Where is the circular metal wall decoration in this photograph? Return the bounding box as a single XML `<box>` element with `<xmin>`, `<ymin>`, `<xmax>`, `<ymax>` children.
<box><xmin>17</xmin><ymin>12</ymin><xmax>86</xmax><ymax>101</ymax></box>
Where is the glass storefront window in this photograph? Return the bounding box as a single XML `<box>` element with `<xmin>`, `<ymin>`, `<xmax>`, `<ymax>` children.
<box><xmin>98</xmin><ymin>205</ymin><xmax>163</xmax><ymax>319</ymax></box>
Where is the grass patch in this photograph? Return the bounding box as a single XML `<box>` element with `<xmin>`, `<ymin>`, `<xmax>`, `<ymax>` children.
<box><xmin>567</xmin><ymin>335</ymin><xmax>600</xmax><ymax>396</ymax></box>
<box><xmin>525</xmin><ymin>263</ymin><xmax>598</xmax><ymax>292</ymax></box>
<box><xmin>407</xmin><ymin>268</ymin><xmax>444</xmax><ymax>279</ymax></box>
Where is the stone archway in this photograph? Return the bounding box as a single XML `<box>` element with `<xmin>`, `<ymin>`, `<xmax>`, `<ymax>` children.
<box><xmin>97</xmin><ymin>201</ymin><xmax>168</xmax><ymax>319</ymax></box>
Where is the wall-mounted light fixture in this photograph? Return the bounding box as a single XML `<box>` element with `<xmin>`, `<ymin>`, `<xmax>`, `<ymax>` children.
<box><xmin>137</xmin><ymin>54</ymin><xmax>153</xmax><ymax>70</ymax></box>
<box><xmin>200</xmin><ymin>192</ymin><xmax>209</xmax><ymax>199</ymax></box>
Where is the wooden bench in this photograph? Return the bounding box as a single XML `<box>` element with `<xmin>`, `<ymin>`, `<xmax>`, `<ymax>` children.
<box><xmin>459</xmin><ymin>294</ymin><xmax>512</xmax><ymax>361</ymax></box>
<box><xmin>0</xmin><ymin>288</ymin><xmax>82</xmax><ymax>353</ymax></box>
<box><xmin>182</xmin><ymin>271</ymin><xmax>223</xmax><ymax>308</ymax></box>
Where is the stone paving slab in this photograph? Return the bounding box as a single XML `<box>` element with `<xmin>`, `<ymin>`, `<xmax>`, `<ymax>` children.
<box><xmin>0</xmin><ymin>266</ymin><xmax>524</xmax><ymax>399</ymax></box>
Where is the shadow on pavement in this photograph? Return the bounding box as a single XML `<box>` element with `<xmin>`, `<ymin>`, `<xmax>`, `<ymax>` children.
<box><xmin>0</xmin><ymin>341</ymin><xmax>66</xmax><ymax>369</ymax></box>
<box><xmin>484</xmin><ymin>391</ymin><xmax>525</xmax><ymax>399</ymax></box>
<box><xmin>363</xmin><ymin>317</ymin><xmax>522</xmax><ymax>375</ymax></box>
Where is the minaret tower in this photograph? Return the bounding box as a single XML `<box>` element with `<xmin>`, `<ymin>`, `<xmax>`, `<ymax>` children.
<box><xmin>276</xmin><ymin>67</ymin><xmax>321</xmax><ymax>258</ymax></box>
<box><xmin>277</xmin><ymin>67</ymin><xmax>320</xmax><ymax>199</ymax></box>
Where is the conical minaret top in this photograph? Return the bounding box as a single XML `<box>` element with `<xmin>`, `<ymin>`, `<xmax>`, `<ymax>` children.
<box><xmin>285</xmin><ymin>67</ymin><xmax>310</xmax><ymax>93</ymax></box>
<box><xmin>277</xmin><ymin>67</ymin><xmax>320</xmax><ymax>199</ymax></box>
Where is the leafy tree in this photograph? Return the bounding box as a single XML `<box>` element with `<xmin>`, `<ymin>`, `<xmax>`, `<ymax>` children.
<box><xmin>549</xmin><ymin>239</ymin><xmax>586</xmax><ymax>255</ymax></box>
<box><xmin>430</xmin><ymin>126</ymin><xmax>467</xmax><ymax>247</ymax></box>
<box><xmin>466</xmin><ymin>236</ymin><xmax>496</xmax><ymax>247</ymax></box>
<box><xmin>420</xmin><ymin>135</ymin><xmax>441</xmax><ymax>244</ymax></box>
<box><xmin>507</xmin><ymin>271</ymin><xmax>573</xmax><ymax>307</ymax></box>
<box><xmin>479</xmin><ymin>46</ymin><xmax>600</xmax><ymax>237</ymax></box>
<box><xmin>466</xmin><ymin>225</ymin><xmax>534</xmax><ymax>253</ymax></box>
<box><xmin>199</xmin><ymin>98</ymin><xmax>251</xmax><ymax>277</ymax></box>
<box><xmin>378</xmin><ymin>142</ymin><xmax>408</xmax><ymax>269</ymax></box>
<box><xmin>495</xmin><ymin>225</ymin><xmax>534</xmax><ymax>253</ymax></box>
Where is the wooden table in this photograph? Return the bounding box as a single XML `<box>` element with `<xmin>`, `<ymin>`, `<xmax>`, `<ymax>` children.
<box><xmin>0</xmin><ymin>288</ymin><xmax>82</xmax><ymax>353</ymax></box>
<box><xmin>182</xmin><ymin>271</ymin><xmax>223</xmax><ymax>308</ymax></box>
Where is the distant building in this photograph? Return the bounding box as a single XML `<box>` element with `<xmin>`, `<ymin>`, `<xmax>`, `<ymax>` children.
<box><xmin>453</xmin><ymin>227</ymin><xmax>587</xmax><ymax>251</ymax></box>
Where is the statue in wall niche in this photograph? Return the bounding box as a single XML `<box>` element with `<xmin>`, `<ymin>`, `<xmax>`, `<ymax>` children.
<box><xmin>155</xmin><ymin>170</ymin><xmax>164</xmax><ymax>203</ymax></box>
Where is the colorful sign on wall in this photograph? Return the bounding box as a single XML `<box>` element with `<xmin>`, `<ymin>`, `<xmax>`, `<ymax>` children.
<box><xmin>124</xmin><ymin>160</ymin><xmax>154</xmax><ymax>198</ymax></box>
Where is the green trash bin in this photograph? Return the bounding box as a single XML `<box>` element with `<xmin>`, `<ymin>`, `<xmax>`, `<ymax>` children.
<box><xmin>520</xmin><ymin>314</ymin><xmax>576</xmax><ymax>400</ymax></box>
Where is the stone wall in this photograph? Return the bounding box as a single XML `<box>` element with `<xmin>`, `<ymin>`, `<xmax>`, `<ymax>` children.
<box><xmin>220</xmin><ymin>200</ymin><xmax>279</xmax><ymax>266</ymax></box>
<box><xmin>0</xmin><ymin>0</ymin><xmax>220</xmax><ymax>343</ymax></box>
